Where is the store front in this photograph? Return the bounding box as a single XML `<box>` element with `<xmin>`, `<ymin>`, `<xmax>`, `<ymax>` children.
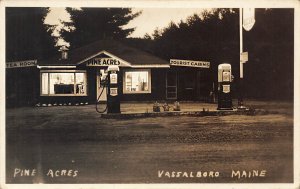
<box><xmin>37</xmin><ymin>39</ymin><xmax>170</xmax><ymax>105</ymax></box>
<box><xmin>6</xmin><ymin>39</ymin><xmax>213</xmax><ymax>107</ymax></box>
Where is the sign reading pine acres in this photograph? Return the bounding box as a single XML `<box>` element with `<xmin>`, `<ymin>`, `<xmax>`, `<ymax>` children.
<box><xmin>86</xmin><ymin>58</ymin><xmax>121</xmax><ymax>66</ymax></box>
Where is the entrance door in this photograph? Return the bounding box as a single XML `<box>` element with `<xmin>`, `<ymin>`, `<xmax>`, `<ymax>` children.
<box><xmin>177</xmin><ymin>68</ymin><xmax>196</xmax><ymax>100</ymax></box>
<box><xmin>166</xmin><ymin>70</ymin><xmax>177</xmax><ymax>99</ymax></box>
<box><xmin>96</xmin><ymin>69</ymin><xmax>107</xmax><ymax>102</ymax></box>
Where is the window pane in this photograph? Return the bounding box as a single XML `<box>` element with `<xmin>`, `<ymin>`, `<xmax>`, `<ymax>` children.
<box><xmin>41</xmin><ymin>73</ymin><xmax>48</xmax><ymax>94</ymax></box>
<box><xmin>75</xmin><ymin>73</ymin><xmax>86</xmax><ymax>95</ymax></box>
<box><xmin>125</xmin><ymin>71</ymin><xmax>149</xmax><ymax>92</ymax></box>
<box><xmin>49</xmin><ymin>73</ymin><xmax>74</xmax><ymax>94</ymax></box>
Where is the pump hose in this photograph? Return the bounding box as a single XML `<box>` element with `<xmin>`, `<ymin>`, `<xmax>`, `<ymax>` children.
<box><xmin>95</xmin><ymin>76</ymin><xmax>108</xmax><ymax>113</ymax></box>
<box><xmin>95</xmin><ymin>86</ymin><xmax>108</xmax><ymax>113</ymax></box>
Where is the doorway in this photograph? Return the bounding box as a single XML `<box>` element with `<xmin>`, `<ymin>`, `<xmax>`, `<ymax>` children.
<box><xmin>178</xmin><ymin>69</ymin><xmax>196</xmax><ymax>100</ymax></box>
<box><xmin>96</xmin><ymin>69</ymin><xmax>107</xmax><ymax>102</ymax></box>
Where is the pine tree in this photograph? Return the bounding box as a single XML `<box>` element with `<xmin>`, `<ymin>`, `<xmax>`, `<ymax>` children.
<box><xmin>60</xmin><ymin>8</ymin><xmax>140</xmax><ymax>49</ymax></box>
<box><xmin>6</xmin><ymin>7</ymin><xmax>58</xmax><ymax>61</ymax></box>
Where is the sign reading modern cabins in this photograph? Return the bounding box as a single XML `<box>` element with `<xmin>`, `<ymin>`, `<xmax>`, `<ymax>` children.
<box><xmin>170</xmin><ymin>59</ymin><xmax>210</xmax><ymax>68</ymax></box>
<box><xmin>87</xmin><ymin>58</ymin><xmax>121</xmax><ymax>66</ymax></box>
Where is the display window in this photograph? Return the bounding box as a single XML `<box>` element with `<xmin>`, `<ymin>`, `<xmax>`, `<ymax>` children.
<box><xmin>123</xmin><ymin>69</ymin><xmax>151</xmax><ymax>94</ymax></box>
<box><xmin>40</xmin><ymin>71</ymin><xmax>87</xmax><ymax>96</ymax></box>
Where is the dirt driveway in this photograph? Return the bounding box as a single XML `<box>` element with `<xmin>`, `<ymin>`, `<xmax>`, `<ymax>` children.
<box><xmin>5</xmin><ymin>101</ymin><xmax>293</xmax><ymax>183</ymax></box>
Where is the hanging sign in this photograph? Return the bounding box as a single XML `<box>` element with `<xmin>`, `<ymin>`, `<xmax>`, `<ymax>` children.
<box><xmin>240</xmin><ymin>52</ymin><xmax>248</xmax><ymax>63</ymax></box>
<box><xmin>6</xmin><ymin>60</ymin><xmax>37</xmax><ymax>69</ymax></box>
<box><xmin>170</xmin><ymin>59</ymin><xmax>210</xmax><ymax>68</ymax></box>
<box><xmin>243</xmin><ymin>8</ymin><xmax>255</xmax><ymax>31</ymax></box>
<box><xmin>87</xmin><ymin>58</ymin><xmax>121</xmax><ymax>66</ymax></box>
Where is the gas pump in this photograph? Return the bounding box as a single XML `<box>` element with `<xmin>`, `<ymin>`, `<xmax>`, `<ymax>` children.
<box><xmin>217</xmin><ymin>63</ymin><xmax>233</xmax><ymax>110</ymax></box>
<box><xmin>95</xmin><ymin>65</ymin><xmax>120</xmax><ymax>114</ymax></box>
<box><xmin>106</xmin><ymin>65</ymin><xmax>120</xmax><ymax>113</ymax></box>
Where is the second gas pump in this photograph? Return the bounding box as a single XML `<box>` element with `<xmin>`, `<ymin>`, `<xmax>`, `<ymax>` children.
<box><xmin>217</xmin><ymin>63</ymin><xmax>233</xmax><ymax>110</ymax></box>
<box><xmin>106</xmin><ymin>65</ymin><xmax>121</xmax><ymax>113</ymax></box>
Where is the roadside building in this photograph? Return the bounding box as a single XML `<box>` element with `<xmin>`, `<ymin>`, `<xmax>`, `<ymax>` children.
<box><xmin>6</xmin><ymin>39</ymin><xmax>212</xmax><ymax>107</ymax></box>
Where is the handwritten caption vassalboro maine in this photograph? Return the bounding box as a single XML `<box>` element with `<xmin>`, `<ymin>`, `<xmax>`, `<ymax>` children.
<box><xmin>158</xmin><ymin>169</ymin><xmax>267</xmax><ymax>179</ymax></box>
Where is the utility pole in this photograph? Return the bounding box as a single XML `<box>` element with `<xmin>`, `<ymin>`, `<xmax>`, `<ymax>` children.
<box><xmin>238</xmin><ymin>8</ymin><xmax>244</xmax><ymax>109</ymax></box>
<box><xmin>238</xmin><ymin>8</ymin><xmax>255</xmax><ymax>109</ymax></box>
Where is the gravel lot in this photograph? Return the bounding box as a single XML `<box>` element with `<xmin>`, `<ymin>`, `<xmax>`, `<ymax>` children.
<box><xmin>5</xmin><ymin>100</ymin><xmax>293</xmax><ymax>183</ymax></box>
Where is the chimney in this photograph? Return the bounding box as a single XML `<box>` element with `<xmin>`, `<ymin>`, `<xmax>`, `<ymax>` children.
<box><xmin>60</xmin><ymin>46</ymin><xmax>68</xmax><ymax>60</ymax></box>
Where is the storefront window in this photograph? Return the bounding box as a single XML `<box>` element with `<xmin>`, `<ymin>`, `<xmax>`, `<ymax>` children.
<box><xmin>123</xmin><ymin>70</ymin><xmax>151</xmax><ymax>94</ymax></box>
<box><xmin>49</xmin><ymin>73</ymin><xmax>74</xmax><ymax>94</ymax></box>
<box><xmin>40</xmin><ymin>71</ymin><xmax>87</xmax><ymax>96</ymax></box>
<box><xmin>75</xmin><ymin>73</ymin><xmax>86</xmax><ymax>95</ymax></box>
<box><xmin>41</xmin><ymin>73</ymin><xmax>48</xmax><ymax>95</ymax></box>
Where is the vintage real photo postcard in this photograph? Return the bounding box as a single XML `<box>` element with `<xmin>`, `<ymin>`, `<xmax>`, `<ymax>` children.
<box><xmin>0</xmin><ymin>0</ymin><xmax>299</xmax><ymax>188</ymax></box>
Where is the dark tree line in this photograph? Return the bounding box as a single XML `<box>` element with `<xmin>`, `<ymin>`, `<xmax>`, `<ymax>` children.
<box><xmin>243</xmin><ymin>9</ymin><xmax>293</xmax><ymax>100</ymax></box>
<box><xmin>137</xmin><ymin>8</ymin><xmax>293</xmax><ymax>100</ymax></box>
<box><xmin>6</xmin><ymin>7</ymin><xmax>58</xmax><ymax>61</ymax></box>
<box><xmin>6</xmin><ymin>8</ymin><xmax>59</xmax><ymax>107</ymax></box>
